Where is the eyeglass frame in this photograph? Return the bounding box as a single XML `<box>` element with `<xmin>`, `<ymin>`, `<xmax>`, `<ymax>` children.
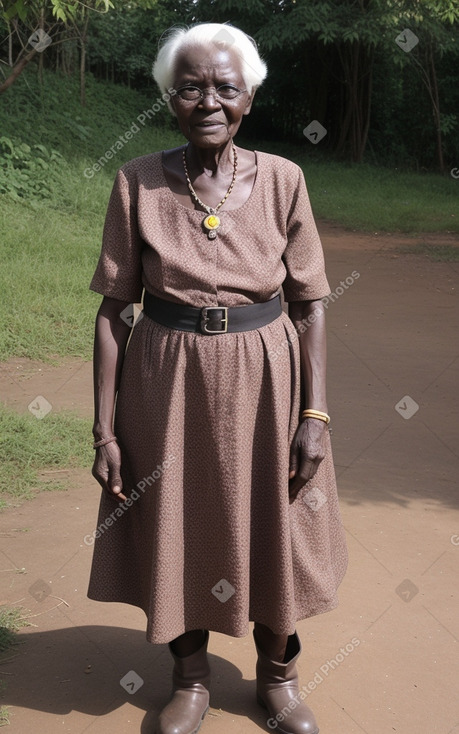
<box><xmin>173</xmin><ymin>84</ymin><xmax>248</xmax><ymax>103</ymax></box>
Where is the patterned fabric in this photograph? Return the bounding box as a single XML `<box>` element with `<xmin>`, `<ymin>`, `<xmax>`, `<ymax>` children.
<box><xmin>87</xmin><ymin>149</ymin><xmax>348</xmax><ymax>644</ymax></box>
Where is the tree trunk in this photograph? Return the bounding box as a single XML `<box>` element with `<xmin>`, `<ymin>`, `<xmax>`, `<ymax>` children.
<box><xmin>350</xmin><ymin>41</ymin><xmax>361</xmax><ymax>161</ymax></box>
<box><xmin>429</xmin><ymin>45</ymin><xmax>444</xmax><ymax>171</ymax></box>
<box><xmin>335</xmin><ymin>44</ymin><xmax>354</xmax><ymax>155</ymax></box>
<box><xmin>409</xmin><ymin>42</ymin><xmax>444</xmax><ymax>171</ymax></box>
<box><xmin>80</xmin><ymin>15</ymin><xmax>89</xmax><ymax>107</ymax></box>
<box><xmin>335</xmin><ymin>41</ymin><xmax>373</xmax><ymax>162</ymax></box>
<box><xmin>360</xmin><ymin>49</ymin><xmax>373</xmax><ymax>159</ymax></box>
<box><xmin>308</xmin><ymin>43</ymin><xmax>330</xmax><ymax>131</ymax></box>
<box><xmin>0</xmin><ymin>47</ymin><xmax>38</xmax><ymax>94</ymax></box>
<box><xmin>38</xmin><ymin>7</ymin><xmax>45</xmax><ymax>86</ymax></box>
<box><xmin>8</xmin><ymin>23</ymin><xmax>13</xmax><ymax>67</ymax></box>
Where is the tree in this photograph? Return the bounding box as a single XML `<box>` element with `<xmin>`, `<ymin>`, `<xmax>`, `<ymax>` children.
<box><xmin>0</xmin><ymin>0</ymin><xmax>157</xmax><ymax>97</ymax></box>
<box><xmin>0</xmin><ymin>0</ymin><xmax>114</xmax><ymax>94</ymax></box>
<box><xmin>389</xmin><ymin>0</ymin><xmax>459</xmax><ymax>170</ymax></box>
<box><xmin>199</xmin><ymin>0</ymin><xmax>458</xmax><ymax>167</ymax></box>
<box><xmin>87</xmin><ymin>2</ymin><xmax>177</xmax><ymax>89</ymax></box>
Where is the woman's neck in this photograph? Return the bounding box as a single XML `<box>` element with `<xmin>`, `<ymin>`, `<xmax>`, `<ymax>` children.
<box><xmin>186</xmin><ymin>140</ymin><xmax>235</xmax><ymax>177</ymax></box>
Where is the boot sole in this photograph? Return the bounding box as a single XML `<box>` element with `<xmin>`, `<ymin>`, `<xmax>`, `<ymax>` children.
<box><xmin>194</xmin><ymin>705</ymin><xmax>209</xmax><ymax>734</ymax></box>
<box><xmin>256</xmin><ymin>693</ymin><xmax>319</xmax><ymax>734</ymax></box>
<box><xmin>155</xmin><ymin>704</ymin><xmax>209</xmax><ymax>734</ymax></box>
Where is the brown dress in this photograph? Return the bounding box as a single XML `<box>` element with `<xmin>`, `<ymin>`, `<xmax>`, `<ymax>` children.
<box><xmin>87</xmin><ymin>149</ymin><xmax>348</xmax><ymax>644</ymax></box>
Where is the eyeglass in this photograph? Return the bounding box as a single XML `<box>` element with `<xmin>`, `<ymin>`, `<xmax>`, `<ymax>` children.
<box><xmin>174</xmin><ymin>84</ymin><xmax>247</xmax><ymax>103</ymax></box>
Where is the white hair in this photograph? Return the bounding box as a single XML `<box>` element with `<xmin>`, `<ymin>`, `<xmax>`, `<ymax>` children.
<box><xmin>152</xmin><ymin>22</ymin><xmax>267</xmax><ymax>112</ymax></box>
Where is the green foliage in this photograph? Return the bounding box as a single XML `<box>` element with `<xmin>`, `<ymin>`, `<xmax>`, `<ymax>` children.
<box><xmin>2</xmin><ymin>0</ymin><xmax>458</xmax><ymax>167</ymax></box>
<box><xmin>87</xmin><ymin>7</ymin><xmax>160</xmax><ymax>86</ymax></box>
<box><xmin>0</xmin><ymin>136</ymin><xmax>64</xmax><ymax>201</ymax></box>
<box><xmin>0</xmin><ymin>67</ymin><xmax>178</xmax><ymax>168</ymax></box>
<box><xmin>188</xmin><ymin>0</ymin><xmax>459</xmax><ymax>167</ymax></box>
<box><xmin>0</xmin><ymin>0</ymin><xmax>114</xmax><ymax>24</ymax></box>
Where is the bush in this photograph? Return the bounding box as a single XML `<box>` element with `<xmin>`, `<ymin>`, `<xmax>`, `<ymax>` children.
<box><xmin>0</xmin><ymin>136</ymin><xmax>64</xmax><ymax>201</ymax></box>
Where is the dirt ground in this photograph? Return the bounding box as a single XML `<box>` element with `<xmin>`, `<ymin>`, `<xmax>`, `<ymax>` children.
<box><xmin>0</xmin><ymin>222</ymin><xmax>458</xmax><ymax>734</ymax></box>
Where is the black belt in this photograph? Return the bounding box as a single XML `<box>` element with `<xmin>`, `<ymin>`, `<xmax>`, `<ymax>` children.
<box><xmin>143</xmin><ymin>291</ymin><xmax>282</xmax><ymax>334</ymax></box>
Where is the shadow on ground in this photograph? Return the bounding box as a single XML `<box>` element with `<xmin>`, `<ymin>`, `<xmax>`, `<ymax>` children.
<box><xmin>2</xmin><ymin>625</ymin><xmax>268</xmax><ymax>730</ymax></box>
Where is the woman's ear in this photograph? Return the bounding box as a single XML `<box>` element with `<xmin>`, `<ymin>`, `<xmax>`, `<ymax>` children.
<box><xmin>244</xmin><ymin>86</ymin><xmax>257</xmax><ymax>116</ymax></box>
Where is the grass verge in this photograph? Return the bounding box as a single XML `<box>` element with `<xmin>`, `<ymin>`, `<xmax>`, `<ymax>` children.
<box><xmin>0</xmin><ymin>404</ymin><xmax>93</xmax><ymax>510</ymax></box>
<box><xmin>252</xmin><ymin>141</ymin><xmax>459</xmax><ymax>234</ymax></box>
<box><xmin>392</xmin><ymin>243</ymin><xmax>459</xmax><ymax>261</ymax></box>
<box><xmin>303</xmin><ymin>161</ymin><xmax>458</xmax><ymax>234</ymax></box>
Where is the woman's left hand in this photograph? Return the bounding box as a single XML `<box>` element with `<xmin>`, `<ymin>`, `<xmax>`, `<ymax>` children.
<box><xmin>288</xmin><ymin>418</ymin><xmax>328</xmax><ymax>499</ymax></box>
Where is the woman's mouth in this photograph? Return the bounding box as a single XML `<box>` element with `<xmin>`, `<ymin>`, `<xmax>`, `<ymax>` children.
<box><xmin>194</xmin><ymin>121</ymin><xmax>225</xmax><ymax>128</ymax></box>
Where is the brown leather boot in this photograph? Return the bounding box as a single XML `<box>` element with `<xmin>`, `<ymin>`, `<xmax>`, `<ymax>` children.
<box><xmin>253</xmin><ymin>628</ymin><xmax>319</xmax><ymax>734</ymax></box>
<box><xmin>156</xmin><ymin>630</ymin><xmax>210</xmax><ymax>734</ymax></box>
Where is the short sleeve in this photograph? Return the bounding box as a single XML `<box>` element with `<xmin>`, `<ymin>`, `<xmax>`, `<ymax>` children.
<box><xmin>282</xmin><ymin>166</ymin><xmax>330</xmax><ymax>302</ymax></box>
<box><xmin>89</xmin><ymin>167</ymin><xmax>143</xmax><ymax>302</ymax></box>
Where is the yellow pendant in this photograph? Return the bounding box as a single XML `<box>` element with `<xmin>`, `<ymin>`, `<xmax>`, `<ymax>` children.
<box><xmin>203</xmin><ymin>214</ymin><xmax>220</xmax><ymax>231</ymax></box>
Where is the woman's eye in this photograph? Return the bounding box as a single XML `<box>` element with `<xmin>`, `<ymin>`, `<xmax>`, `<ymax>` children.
<box><xmin>178</xmin><ymin>87</ymin><xmax>200</xmax><ymax>99</ymax></box>
<box><xmin>217</xmin><ymin>85</ymin><xmax>240</xmax><ymax>98</ymax></box>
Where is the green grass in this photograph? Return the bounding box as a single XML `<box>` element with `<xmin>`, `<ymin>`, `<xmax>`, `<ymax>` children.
<box><xmin>0</xmin><ymin>71</ymin><xmax>182</xmax><ymax>361</ymax></box>
<box><xmin>0</xmin><ymin>605</ymin><xmax>30</xmax><ymax>653</ymax></box>
<box><xmin>0</xmin><ymin>196</ymin><xmax>102</xmax><ymax>361</ymax></box>
<box><xmin>0</xmin><ymin>404</ymin><xmax>93</xmax><ymax>509</ymax></box>
<box><xmin>251</xmin><ymin>140</ymin><xmax>459</xmax><ymax>234</ymax></box>
<box><xmin>303</xmin><ymin>160</ymin><xmax>458</xmax><ymax>234</ymax></box>
<box><xmin>392</xmin><ymin>243</ymin><xmax>459</xmax><ymax>261</ymax></box>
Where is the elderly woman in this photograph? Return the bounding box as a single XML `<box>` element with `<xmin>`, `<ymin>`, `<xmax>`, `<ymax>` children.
<box><xmin>87</xmin><ymin>22</ymin><xmax>347</xmax><ymax>734</ymax></box>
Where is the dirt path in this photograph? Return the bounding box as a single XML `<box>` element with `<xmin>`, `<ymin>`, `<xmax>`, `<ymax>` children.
<box><xmin>1</xmin><ymin>224</ymin><xmax>458</xmax><ymax>734</ymax></box>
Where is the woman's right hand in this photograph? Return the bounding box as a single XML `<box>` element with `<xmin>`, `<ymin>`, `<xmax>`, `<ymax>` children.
<box><xmin>91</xmin><ymin>296</ymin><xmax>133</xmax><ymax>504</ymax></box>
<box><xmin>91</xmin><ymin>440</ymin><xmax>127</xmax><ymax>502</ymax></box>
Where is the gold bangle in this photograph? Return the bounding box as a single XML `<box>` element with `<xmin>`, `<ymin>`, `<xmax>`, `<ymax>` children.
<box><xmin>301</xmin><ymin>410</ymin><xmax>330</xmax><ymax>425</ymax></box>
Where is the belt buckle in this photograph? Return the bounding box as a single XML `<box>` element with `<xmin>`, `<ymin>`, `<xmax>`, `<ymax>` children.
<box><xmin>200</xmin><ymin>306</ymin><xmax>228</xmax><ymax>334</ymax></box>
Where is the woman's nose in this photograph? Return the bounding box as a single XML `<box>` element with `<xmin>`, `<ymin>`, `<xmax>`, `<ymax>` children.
<box><xmin>198</xmin><ymin>89</ymin><xmax>222</xmax><ymax>110</ymax></box>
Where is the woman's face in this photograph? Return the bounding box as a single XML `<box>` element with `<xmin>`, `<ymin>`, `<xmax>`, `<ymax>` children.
<box><xmin>171</xmin><ymin>44</ymin><xmax>254</xmax><ymax>149</ymax></box>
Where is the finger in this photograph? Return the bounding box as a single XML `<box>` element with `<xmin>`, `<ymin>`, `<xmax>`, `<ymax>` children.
<box><xmin>288</xmin><ymin>459</ymin><xmax>316</xmax><ymax>498</ymax></box>
<box><xmin>109</xmin><ymin>468</ymin><xmax>126</xmax><ymax>502</ymax></box>
<box><xmin>288</xmin><ymin>473</ymin><xmax>305</xmax><ymax>499</ymax></box>
<box><xmin>109</xmin><ymin>479</ymin><xmax>126</xmax><ymax>502</ymax></box>
<box><xmin>111</xmin><ymin>486</ymin><xmax>127</xmax><ymax>502</ymax></box>
<box><xmin>289</xmin><ymin>449</ymin><xmax>299</xmax><ymax>479</ymax></box>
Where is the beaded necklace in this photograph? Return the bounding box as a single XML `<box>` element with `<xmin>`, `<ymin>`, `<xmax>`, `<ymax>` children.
<box><xmin>182</xmin><ymin>144</ymin><xmax>238</xmax><ymax>240</ymax></box>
